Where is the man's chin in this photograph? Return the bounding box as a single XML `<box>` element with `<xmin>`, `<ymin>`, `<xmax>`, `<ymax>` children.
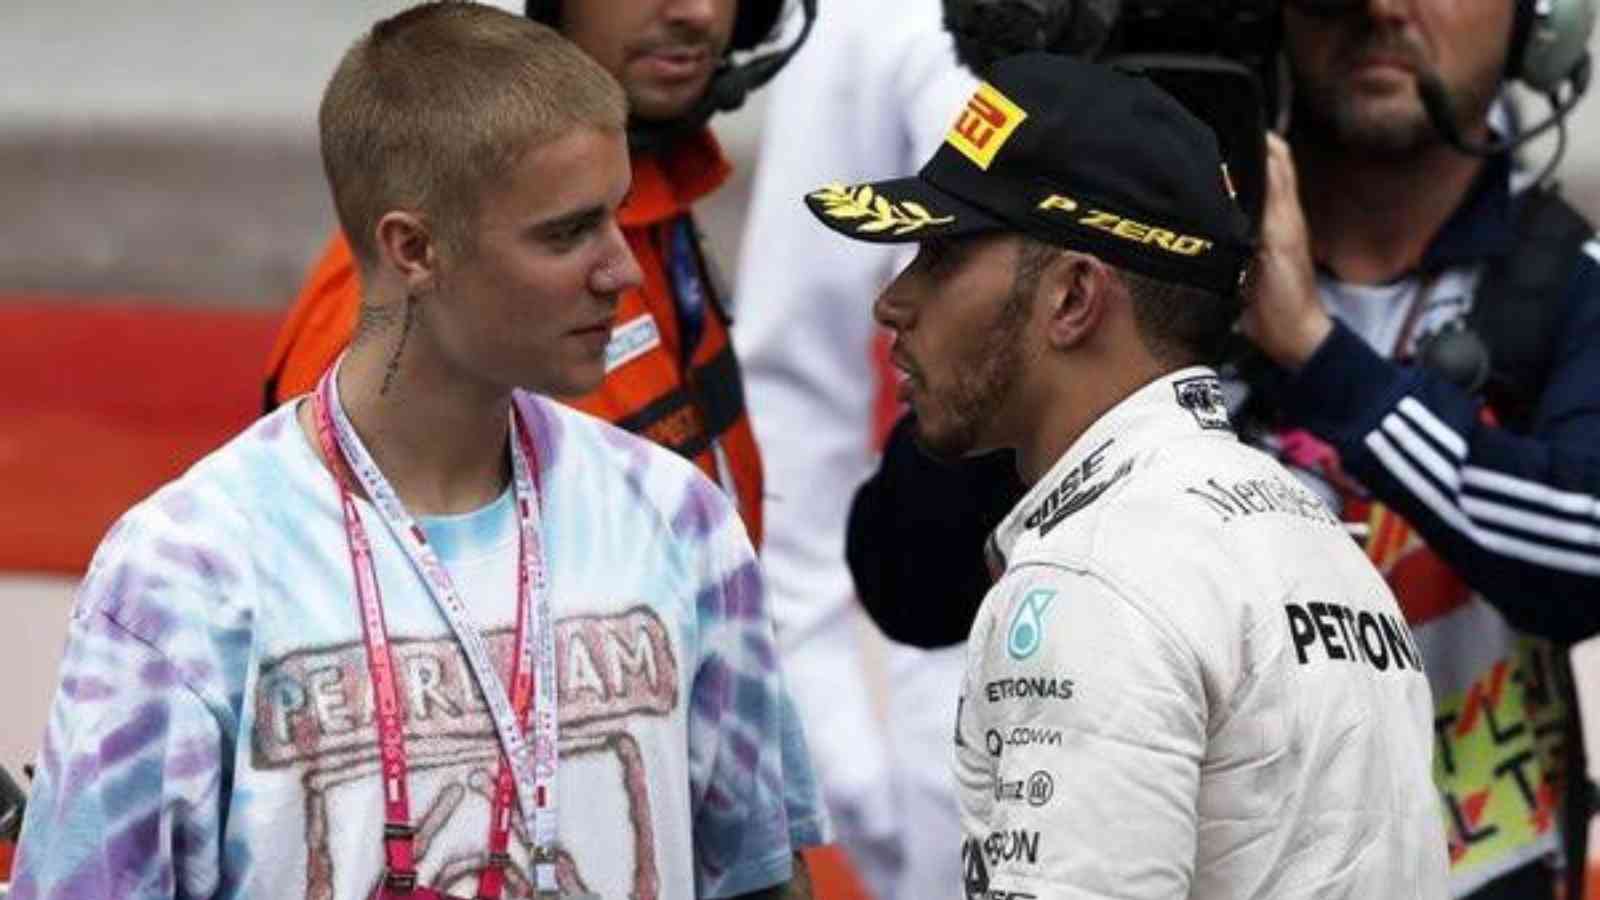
<box><xmin>911</xmin><ymin>421</ymin><xmax>979</xmax><ymax>463</ymax></box>
<box><xmin>1339</xmin><ymin>114</ymin><xmax>1436</xmax><ymax>157</ymax></box>
<box><xmin>625</xmin><ymin>81</ymin><xmax>712</xmax><ymax>124</ymax></box>
<box><xmin>1297</xmin><ymin>93</ymin><xmax>1436</xmax><ymax>158</ymax></box>
<box><xmin>537</xmin><ymin>367</ymin><xmax>606</xmax><ymax>401</ymax></box>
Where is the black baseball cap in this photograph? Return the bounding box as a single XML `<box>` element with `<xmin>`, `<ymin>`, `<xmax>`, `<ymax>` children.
<box><xmin>804</xmin><ymin>52</ymin><xmax>1254</xmax><ymax>296</ymax></box>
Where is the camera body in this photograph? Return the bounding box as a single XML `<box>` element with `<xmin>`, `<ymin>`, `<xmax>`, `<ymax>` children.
<box><xmin>944</xmin><ymin>0</ymin><xmax>1280</xmax><ymax>229</ymax></box>
<box><xmin>940</xmin><ymin>0</ymin><xmax>1280</xmax><ymax>74</ymax></box>
<box><xmin>1105</xmin><ymin>0</ymin><xmax>1280</xmax><ymax>228</ymax></box>
<box><xmin>943</xmin><ymin>0</ymin><xmax>1281</xmax><ymax>89</ymax></box>
<box><xmin>1101</xmin><ymin>0</ymin><xmax>1280</xmax><ymax>88</ymax></box>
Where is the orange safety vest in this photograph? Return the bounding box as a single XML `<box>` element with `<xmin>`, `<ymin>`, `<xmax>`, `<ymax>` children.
<box><xmin>264</xmin><ymin>130</ymin><xmax>764</xmax><ymax>547</ymax></box>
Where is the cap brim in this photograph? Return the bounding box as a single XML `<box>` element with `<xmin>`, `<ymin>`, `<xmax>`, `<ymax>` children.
<box><xmin>804</xmin><ymin>176</ymin><xmax>1005</xmax><ymax>244</ymax></box>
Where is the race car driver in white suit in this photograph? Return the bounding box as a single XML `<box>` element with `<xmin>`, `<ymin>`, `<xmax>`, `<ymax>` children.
<box><xmin>805</xmin><ymin>53</ymin><xmax>1449</xmax><ymax>899</ymax></box>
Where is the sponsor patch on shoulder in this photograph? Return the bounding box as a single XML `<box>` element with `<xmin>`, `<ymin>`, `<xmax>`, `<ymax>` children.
<box><xmin>604</xmin><ymin>313</ymin><xmax>661</xmax><ymax>375</ymax></box>
<box><xmin>1173</xmin><ymin>375</ymin><xmax>1230</xmax><ymax>431</ymax></box>
<box><xmin>1026</xmin><ymin>439</ymin><xmax>1111</xmax><ymax>536</ymax></box>
<box><xmin>1025</xmin><ymin>439</ymin><xmax>1135</xmax><ymax>538</ymax></box>
<box><xmin>1006</xmin><ymin>589</ymin><xmax>1056</xmax><ymax>661</ymax></box>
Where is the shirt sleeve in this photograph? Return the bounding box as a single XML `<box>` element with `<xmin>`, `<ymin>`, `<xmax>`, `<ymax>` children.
<box><xmin>683</xmin><ymin>479</ymin><xmax>801</xmax><ymax>898</ymax></box>
<box><xmin>775</xmin><ymin>688</ymin><xmax>830</xmax><ymax>848</ymax></box>
<box><xmin>959</xmin><ymin>564</ymin><xmax>1205</xmax><ymax>899</ymax></box>
<box><xmin>11</xmin><ymin>514</ymin><xmax>241</xmax><ymax>900</ymax></box>
<box><xmin>1273</xmin><ymin>253</ymin><xmax>1600</xmax><ymax>641</ymax></box>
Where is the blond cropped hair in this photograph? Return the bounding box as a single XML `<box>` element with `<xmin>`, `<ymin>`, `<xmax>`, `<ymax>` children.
<box><xmin>320</xmin><ymin>2</ymin><xmax>627</xmax><ymax>269</ymax></box>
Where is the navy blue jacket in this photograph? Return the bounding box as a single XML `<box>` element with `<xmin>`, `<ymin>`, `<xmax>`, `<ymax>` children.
<box><xmin>1266</xmin><ymin>158</ymin><xmax>1600</xmax><ymax>642</ymax></box>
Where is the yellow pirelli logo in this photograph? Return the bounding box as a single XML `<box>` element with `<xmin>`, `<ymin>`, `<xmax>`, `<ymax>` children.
<box><xmin>947</xmin><ymin>83</ymin><xmax>1027</xmax><ymax>171</ymax></box>
<box><xmin>1038</xmin><ymin>194</ymin><xmax>1214</xmax><ymax>257</ymax></box>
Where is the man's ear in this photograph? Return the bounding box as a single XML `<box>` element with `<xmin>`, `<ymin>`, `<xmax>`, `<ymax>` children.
<box><xmin>1044</xmin><ymin>252</ymin><xmax>1113</xmax><ymax>350</ymax></box>
<box><xmin>374</xmin><ymin>211</ymin><xmax>439</xmax><ymax>294</ymax></box>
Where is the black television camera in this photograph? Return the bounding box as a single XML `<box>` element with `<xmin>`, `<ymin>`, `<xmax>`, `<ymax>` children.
<box><xmin>944</xmin><ymin>0</ymin><xmax>1595</xmax><ymax>233</ymax></box>
<box><xmin>943</xmin><ymin>0</ymin><xmax>1281</xmax><ymax>230</ymax></box>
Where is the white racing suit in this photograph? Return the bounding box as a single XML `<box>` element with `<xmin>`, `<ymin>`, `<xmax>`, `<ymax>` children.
<box><xmin>955</xmin><ymin>368</ymin><xmax>1450</xmax><ymax>899</ymax></box>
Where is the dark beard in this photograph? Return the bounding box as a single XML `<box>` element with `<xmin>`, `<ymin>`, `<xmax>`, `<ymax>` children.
<box><xmin>1288</xmin><ymin>80</ymin><xmax>1438</xmax><ymax>159</ymax></box>
<box><xmin>914</xmin><ymin>260</ymin><xmax>1039</xmax><ymax>461</ymax></box>
<box><xmin>1287</xmin><ymin>24</ymin><xmax>1500</xmax><ymax>160</ymax></box>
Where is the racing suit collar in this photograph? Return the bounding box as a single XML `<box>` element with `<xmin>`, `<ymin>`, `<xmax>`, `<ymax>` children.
<box><xmin>986</xmin><ymin>366</ymin><xmax>1237</xmax><ymax>571</ymax></box>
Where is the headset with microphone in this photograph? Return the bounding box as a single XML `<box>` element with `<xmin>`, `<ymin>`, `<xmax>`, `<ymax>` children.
<box><xmin>524</xmin><ymin>0</ymin><xmax>817</xmax><ymax>152</ymax></box>
<box><xmin>1287</xmin><ymin>0</ymin><xmax>1597</xmax><ymax>395</ymax></box>
<box><xmin>1291</xmin><ymin>0</ymin><xmax>1596</xmax><ymax>159</ymax></box>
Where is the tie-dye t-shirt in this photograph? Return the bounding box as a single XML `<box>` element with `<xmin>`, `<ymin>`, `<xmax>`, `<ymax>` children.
<box><xmin>13</xmin><ymin>392</ymin><xmax>826</xmax><ymax>900</ymax></box>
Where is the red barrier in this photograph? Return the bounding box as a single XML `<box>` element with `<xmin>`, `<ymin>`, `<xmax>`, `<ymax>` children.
<box><xmin>0</xmin><ymin>298</ymin><xmax>282</xmax><ymax>573</ymax></box>
<box><xmin>803</xmin><ymin>845</ymin><xmax>873</xmax><ymax>900</ymax></box>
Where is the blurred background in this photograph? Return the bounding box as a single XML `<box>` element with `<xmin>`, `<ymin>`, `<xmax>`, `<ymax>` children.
<box><xmin>3</xmin><ymin>0</ymin><xmax>1600</xmax><ymax>886</ymax></box>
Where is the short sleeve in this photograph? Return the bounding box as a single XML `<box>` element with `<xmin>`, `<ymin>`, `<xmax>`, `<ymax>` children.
<box><xmin>683</xmin><ymin>479</ymin><xmax>798</xmax><ymax>898</ymax></box>
<box><xmin>11</xmin><ymin>506</ymin><xmax>247</xmax><ymax>900</ymax></box>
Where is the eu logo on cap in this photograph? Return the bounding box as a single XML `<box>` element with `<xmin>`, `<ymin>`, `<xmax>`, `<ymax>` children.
<box><xmin>946</xmin><ymin>83</ymin><xmax>1028</xmax><ymax>171</ymax></box>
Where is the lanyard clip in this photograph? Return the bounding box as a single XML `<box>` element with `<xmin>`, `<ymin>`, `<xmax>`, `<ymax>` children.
<box><xmin>383</xmin><ymin>868</ymin><xmax>419</xmax><ymax>891</ymax></box>
<box><xmin>382</xmin><ymin>823</ymin><xmax>418</xmax><ymax>887</ymax></box>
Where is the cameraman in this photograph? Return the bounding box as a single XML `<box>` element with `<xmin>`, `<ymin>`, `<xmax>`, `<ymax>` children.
<box><xmin>1246</xmin><ymin>3</ymin><xmax>1600</xmax><ymax>892</ymax></box>
<box><xmin>848</xmin><ymin>1</ymin><xmax>1600</xmax><ymax>897</ymax></box>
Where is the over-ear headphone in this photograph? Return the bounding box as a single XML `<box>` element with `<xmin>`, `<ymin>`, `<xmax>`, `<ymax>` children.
<box><xmin>1405</xmin><ymin>1</ymin><xmax>1593</xmax><ymax>394</ymax></box>
<box><xmin>523</xmin><ymin>0</ymin><xmax>815</xmax><ymax>151</ymax></box>
<box><xmin>1508</xmin><ymin>0</ymin><xmax>1595</xmax><ymax>93</ymax></box>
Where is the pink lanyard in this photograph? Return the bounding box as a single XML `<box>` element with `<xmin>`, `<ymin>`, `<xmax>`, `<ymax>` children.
<box><xmin>312</xmin><ymin>363</ymin><xmax>560</xmax><ymax>898</ymax></box>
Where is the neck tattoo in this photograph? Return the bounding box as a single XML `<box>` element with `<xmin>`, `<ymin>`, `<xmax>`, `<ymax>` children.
<box><xmin>380</xmin><ymin>296</ymin><xmax>416</xmax><ymax>397</ymax></box>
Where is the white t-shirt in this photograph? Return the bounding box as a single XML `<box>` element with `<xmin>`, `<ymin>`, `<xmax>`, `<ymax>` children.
<box><xmin>14</xmin><ymin>393</ymin><xmax>824</xmax><ymax>900</ymax></box>
<box><xmin>1319</xmin><ymin>266</ymin><xmax>1481</xmax><ymax>360</ymax></box>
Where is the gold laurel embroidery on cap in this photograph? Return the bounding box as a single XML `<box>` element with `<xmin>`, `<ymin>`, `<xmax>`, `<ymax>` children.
<box><xmin>810</xmin><ymin>183</ymin><xmax>955</xmax><ymax>236</ymax></box>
